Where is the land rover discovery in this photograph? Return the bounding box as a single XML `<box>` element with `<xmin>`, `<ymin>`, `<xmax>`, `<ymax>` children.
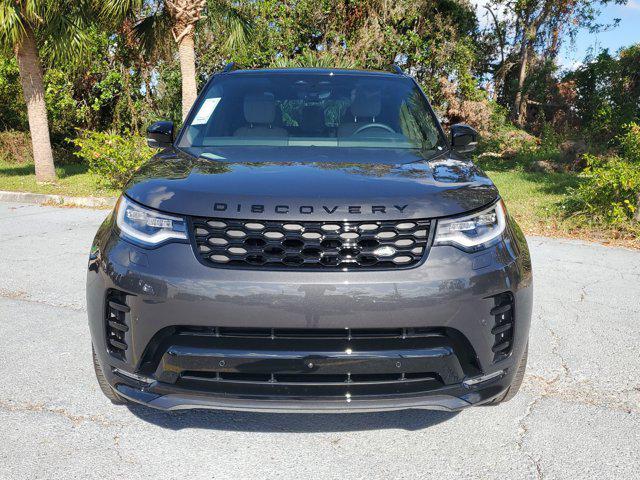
<box><xmin>87</xmin><ymin>65</ymin><xmax>532</xmax><ymax>412</ymax></box>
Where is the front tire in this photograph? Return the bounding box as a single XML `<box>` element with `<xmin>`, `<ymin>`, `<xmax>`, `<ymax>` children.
<box><xmin>487</xmin><ymin>342</ymin><xmax>528</xmax><ymax>405</ymax></box>
<box><xmin>92</xmin><ymin>345</ymin><xmax>130</xmax><ymax>405</ymax></box>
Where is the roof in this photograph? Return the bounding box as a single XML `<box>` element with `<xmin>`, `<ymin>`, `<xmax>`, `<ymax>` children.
<box><xmin>223</xmin><ymin>67</ymin><xmax>402</xmax><ymax>78</ymax></box>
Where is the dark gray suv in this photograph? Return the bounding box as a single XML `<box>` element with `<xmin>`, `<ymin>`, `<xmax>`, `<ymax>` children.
<box><xmin>87</xmin><ymin>66</ymin><xmax>532</xmax><ymax>412</ymax></box>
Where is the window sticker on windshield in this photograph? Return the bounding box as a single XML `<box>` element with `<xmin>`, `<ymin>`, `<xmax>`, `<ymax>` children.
<box><xmin>192</xmin><ymin>97</ymin><xmax>221</xmax><ymax>125</ymax></box>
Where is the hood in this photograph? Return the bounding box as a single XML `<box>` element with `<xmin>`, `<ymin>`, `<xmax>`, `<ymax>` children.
<box><xmin>124</xmin><ymin>147</ymin><xmax>499</xmax><ymax>220</ymax></box>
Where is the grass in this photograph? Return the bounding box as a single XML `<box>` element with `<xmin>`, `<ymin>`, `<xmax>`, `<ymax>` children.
<box><xmin>480</xmin><ymin>159</ymin><xmax>640</xmax><ymax>248</ymax></box>
<box><xmin>0</xmin><ymin>161</ymin><xmax>118</xmax><ymax>197</ymax></box>
<box><xmin>484</xmin><ymin>168</ymin><xmax>579</xmax><ymax>234</ymax></box>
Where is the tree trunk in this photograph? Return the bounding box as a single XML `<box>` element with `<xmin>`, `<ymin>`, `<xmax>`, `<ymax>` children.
<box><xmin>513</xmin><ymin>36</ymin><xmax>530</xmax><ymax>127</ymax></box>
<box><xmin>14</xmin><ymin>24</ymin><xmax>56</xmax><ymax>182</ymax></box>
<box><xmin>121</xmin><ymin>63</ymin><xmax>139</xmax><ymax>134</ymax></box>
<box><xmin>513</xmin><ymin>5</ymin><xmax>552</xmax><ymax>127</ymax></box>
<box><xmin>485</xmin><ymin>6</ymin><xmax>505</xmax><ymax>64</ymax></box>
<box><xmin>178</xmin><ymin>32</ymin><xmax>197</xmax><ymax>121</ymax></box>
<box><xmin>549</xmin><ymin>23</ymin><xmax>561</xmax><ymax>60</ymax></box>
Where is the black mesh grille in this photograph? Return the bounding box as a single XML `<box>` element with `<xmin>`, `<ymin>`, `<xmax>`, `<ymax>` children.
<box><xmin>190</xmin><ymin>217</ymin><xmax>431</xmax><ymax>270</ymax></box>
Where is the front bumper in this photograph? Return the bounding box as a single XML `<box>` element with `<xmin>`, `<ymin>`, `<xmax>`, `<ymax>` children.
<box><xmin>87</xmin><ymin>212</ymin><xmax>533</xmax><ymax>412</ymax></box>
<box><xmin>113</xmin><ymin>379</ymin><xmax>509</xmax><ymax>412</ymax></box>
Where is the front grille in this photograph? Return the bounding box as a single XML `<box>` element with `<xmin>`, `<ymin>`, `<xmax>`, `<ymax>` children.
<box><xmin>105</xmin><ymin>290</ymin><xmax>130</xmax><ymax>361</ymax></box>
<box><xmin>190</xmin><ymin>217</ymin><xmax>431</xmax><ymax>270</ymax></box>
<box><xmin>490</xmin><ymin>292</ymin><xmax>514</xmax><ymax>362</ymax></box>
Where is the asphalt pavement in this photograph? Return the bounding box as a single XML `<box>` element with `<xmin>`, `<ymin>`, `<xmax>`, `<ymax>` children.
<box><xmin>0</xmin><ymin>201</ymin><xmax>638</xmax><ymax>480</ymax></box>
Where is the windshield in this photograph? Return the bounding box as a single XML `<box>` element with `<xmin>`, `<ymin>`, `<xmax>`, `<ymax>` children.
<box><xmin>177</xmin><ymin>72</ymin><xmax>445</xmax><ymax>152</ymax></box>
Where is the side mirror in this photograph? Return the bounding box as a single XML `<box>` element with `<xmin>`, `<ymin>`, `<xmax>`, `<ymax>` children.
<box><xmin>147</xmin><ymin>121</ymin><xmax>174</xmax><ymax>148</ymax></box>
<box><xmin>451</xmin><ymin>123</ymin><xmax>478</xmax><ymax>154</ymax></box>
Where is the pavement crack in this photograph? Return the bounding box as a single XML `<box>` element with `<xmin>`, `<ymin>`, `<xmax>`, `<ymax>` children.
<box><xmin>0</xmin><ymin>288</ymin><xmax>29</xmax><ymax>301</ymax></box>
<box><xmin>515</xmin><ymin>394</ymin><xmax>546</xmax><ymax>479</ymax></box>
<box><xmin>113</xmin><ymin>428</ymin><xmax>125</xmax><ymax>462</ymax></box>
<box><xmin>514</xmin><ymin>312</ymin><xmax>574</xmax><ymax>479</ymax></box>
<box><xmin>537</xmin><ymin>311</ymin><xmax>571</xmax><ymax>380</ymax></box>
<box><xmin>0</xmin><ymin>288</ymin><xmax>85</xmax><ymax>312</ymax></box>
<box><xmin>111</xmin><ymin>424</ymin><xmax>139</xmax><ymax>466</ymax></box>
<box><xmin>0</xmin><ymin>399</ymin><xmax>118</xmax><ymax>427</ymax></box>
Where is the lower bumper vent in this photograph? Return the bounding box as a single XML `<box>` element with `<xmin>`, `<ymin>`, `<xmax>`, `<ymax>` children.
<box><xmin>105</xmin><ymin>290</ymin><xmax>130</xmax><ymax>360</ymax></box>
<box><xmin>491</xmin><ymin>292</ymin><xmax>514</xmax><ymax>362</ymax></box>
<box><xmin>179</xmin><ymin>371</ymin><xmax>441</xmax><ymax>386</ymax></box>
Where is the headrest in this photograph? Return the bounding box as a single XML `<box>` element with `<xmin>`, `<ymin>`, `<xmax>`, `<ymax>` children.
<box><xmin>301</xmin><ymin>105</ymin><xmax>325</xmax><ymax>133</ymax></box>
<box><xmin>351</xmin><ymin>90</ymin><xmax>381</xmax><ymax>118</ymax></box>
<box><xmin>244</xmin><ymin>93</ymin><xmax>276</xmax><ymax>124</ymax></box>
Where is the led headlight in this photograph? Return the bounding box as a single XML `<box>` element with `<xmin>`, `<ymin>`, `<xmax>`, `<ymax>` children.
<box><xmin>115</xmin><ymin>196</ymin><xmax>187</xmax><ymax>247</ymax></box>
<box><xmin>434</xmin><ymin>200</ymin><xmax>506</xmax><ymax>251</ymax></box>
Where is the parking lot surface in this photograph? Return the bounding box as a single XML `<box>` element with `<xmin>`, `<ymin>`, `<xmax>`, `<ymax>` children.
<box><xmin>0</xmin><ymin>202</ymin><xmax>638</xmax><ymax>479</ymax></box>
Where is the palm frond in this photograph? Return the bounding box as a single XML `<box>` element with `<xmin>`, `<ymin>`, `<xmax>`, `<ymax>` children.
<box><xmin>134</xmin><ymin>9</ymin><xmax>173</xmax><ymax>58</ymax></box>
<box><xmin>21</xmin><ymin>0</ymin><xmax>43</xmax><ymax>24</ymax></box>
<box><xmin>206</xmin><ymin>0</ymin><xmax>253</xmax><ymax>50</ymax></box>
<box><xmin>0</xmin><ymin>1</ymin><xmax>26</xmax><ymax>51</ymax></box>
<box><xmin>39</xmin><ymin>12</ymin><xmax>91</xmax><ymax>65</ymax></box>
<box><xmin>273</xmin><ymin>51</ymin><xmax>357</xmax><ymax>69</ymax></box>
<box><xmin>99</xmin><ymin>0</ymin><xmax>145</xmax><ymax>21</ymax></box>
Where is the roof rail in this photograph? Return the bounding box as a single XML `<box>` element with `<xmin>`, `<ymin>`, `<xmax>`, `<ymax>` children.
<box><xmin>391</xmin><ymin>64</ymin><xmax>404</xmax><ymax>75</ymax></box>
<box><xmin>222</xmin><ymin>62</ymin><xmax>238</xmax><ymax>73</ymax></box>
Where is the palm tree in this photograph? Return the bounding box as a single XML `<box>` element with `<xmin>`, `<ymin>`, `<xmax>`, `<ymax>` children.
<box><xmin>105</xmin><ymin>0</ymin><xmax>251</xmax><ymax>120</ymax></box>
<box><xmin>166</xmin><ymin>0</ymin><xmax>207</xmax><ymax>120</ymax></box>
<box><xmin>0</xmin><ymin>1</ymin><xmax>93</xmax><ymax>182</ymax></box>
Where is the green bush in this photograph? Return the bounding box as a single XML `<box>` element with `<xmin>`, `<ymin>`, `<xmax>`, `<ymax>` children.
<box><xmin>477</xmin><ymin>126</ymin><xmax>538</xmax><ymax>157</ymax></box>
<box><xmin>0</xmin><ymin>58</ymin><xmax>27</xmax><ymax>130</ymax></box>
<box><xmin>44</xmin><ymin>69</ymin><xmax>88</xmax><ymax>144</ymax></box>
<box><xmin>618</xmin><ymin>122</ymin><xmax>640</xmax><ymax>162</ymax></box>
<box><xmin>0</xmin><ymin>130</ymin><xmax>32</xmax><ymax>164</ymax></box>
<box><xmin>564</xmin><ymin>123</ymin><xmax>640</xmax><ymax>225</ymax></box>
<box><xmin>564</xmin><ymin>45</ymin><xmax>640</xmax><ymax>145</ymax></box>
<box><xmin>538</xmin><ymin>122</ymin><xmax>563</xmax><ymax>157</ymax></box>
<box><xmin>70</xmin><ymin>131</ymin><xmax>154</xmax><ymax>188</ymax></box>
<box><xmin>476</xmin><ymin>124</ymin><xmax>545</xmax><ymax>173</ymax></box>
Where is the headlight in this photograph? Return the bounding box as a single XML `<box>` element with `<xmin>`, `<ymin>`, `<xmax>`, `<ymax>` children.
<box><xmin>115</xmin><ymin>196</ymin><xmax>187</xmax><ymax>247</ymax></box>
<box><xmin>434</xmin><ymin>200</ymin><xmax>506</xmax><ymax>251</ymax></box>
